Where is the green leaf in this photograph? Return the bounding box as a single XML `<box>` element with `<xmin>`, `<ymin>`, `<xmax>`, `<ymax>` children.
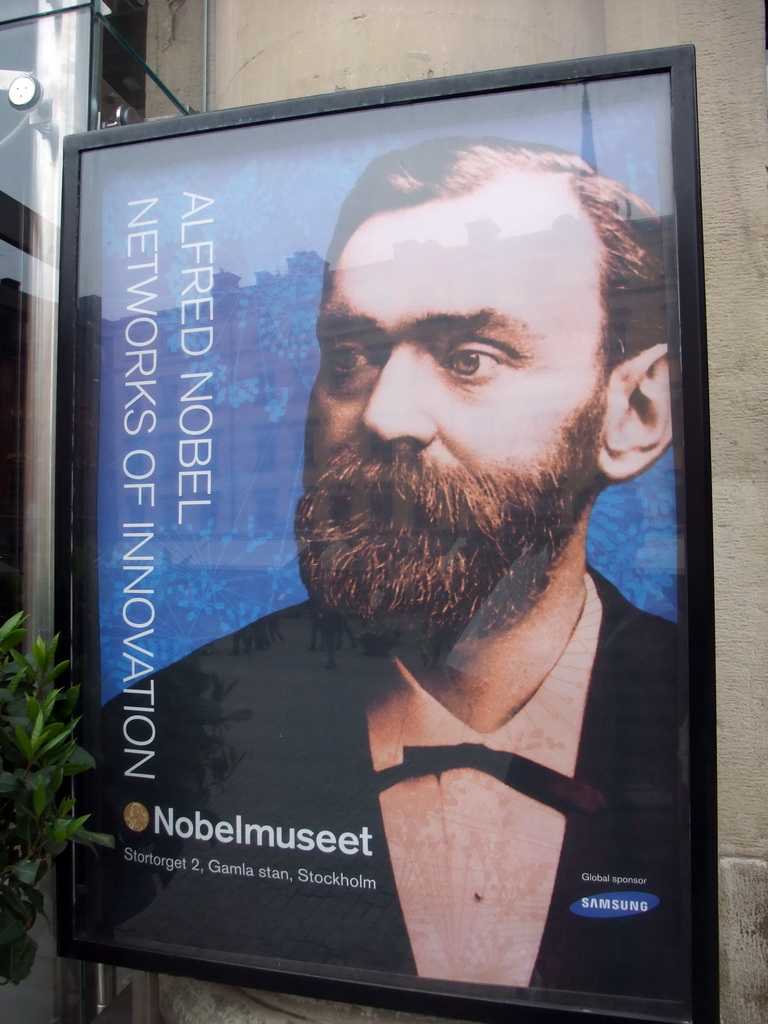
<box><xmin>44</xmin><ymin>736</ymin><xmax>76</xmax><ymax>762</ymax></box>
<box><xmin>0</xmin><ymin>611</ymin><xmax>26</xmax><ymax>647</ymax></box>
<box><xmin>0</xmin><ymin>632</ymin><xmax>26</xmax><ymax>659</ymax></box>
<box><xmin>0</xmin><ymin>888</ymin><xmax>31</xmax><ymax>923</ymax></box>
<box><xmin>0</xmin><ymin>915</ymin><xmax>27</xmax><ymax>946</ymax></box>
<box><xmin>49</xmin><ymin>632</ymin><xmax>61</xmax><ymax>655</ymax></box>
<box><xmin>46</xmin><ymin>660</ymin><xmax>70</xmax><ymax>683</ymax></box>
<box><xmin>31</xmin><ymin>636</ymin><xmax>47</xmax><ymax>668</ymax></box>
<box><xmin>61</xmin><ymin>814</ymin><xmax>90</xmax><ymax>838</ymax></box>
<box><xmin>67</xmin><ymin>744</ymin><xmax>94</xmax><ymax>769</ymax></box>
<box><xmin>9</xmin><ymin>649</ymin><xmax>32</xmax><ymax>676</ymax></box>
<box><xmin>35</xmin><ymin>722</ymin><xmax>67</xmax><ymax>745</ymax></box>
<box><xmin>58</xmin><ymin>686</ymin><xmax>80</xmax><ymax>717</ymax></box>
<box><xmin>13</xmin><ymin>812</ymin><xmax>33</xmax><ymax>844</ymax></box>
<box><xmin>57</xmin><ymin>796</ymin><xmax>76</xmax><ymax>817</ymax></box>
<box><xmin>52</xmin><ymin>744</ymin><xmax>78</xmax><ymax>770</ymax></box>
<box><xmin>32</xmin><ymin>776</ymin><xmax>46</xmax><ymax>817</ymax></box>
<box><xmin>36</xmin><ymin>720</ymin><xmax>77</xmax><ymax>758</ymax></box>
<box><xmin>30</xmin><ymin>708</ymin><xmax>45</xmax><ymax>751</ymax></box>
<box><xmin>25</xmin><ymin>887</ymin><xmax>45</xmax><ymax>916</ymax></box>
<box><xmin>5</xmin><ymin>668</ymin><xmax>24</xmax><ymax>695</ymax></box>
<box><xmin>9</xmin><ymin>858</ymin><xmax>43</xmax><ymax>886</ymax></box>
<box><xmin>0</xmin><ymin>771</ymin><xmax>21</xmax><ymax>795</ymax></box>
<box><xmin>0</xmin><ymin>932</ymin><xmax>37</xmax><ymax>985</ymax></box>
<box><xmin>13</xmin><ymin>725</ymin><xmax>34</xmax><ymax>761</ymax></box>
<box><xmin>0</xmin><ymin>612</ymin><xmax>113</xmax><ymax>940</ymax></box>
<box><xmin>44</xmin><ymin>825</ymin><xmax>68</xmax><ymax>845</ymax></box>
<box><xmin>70</xmin><ymin>826</ymin><xmax>115</xmax><ymax>851</ymax></box>
<box><xmin>39</xmin><ymin>688</ymin><xmax>58</xmax><ymax>716</ymax></box>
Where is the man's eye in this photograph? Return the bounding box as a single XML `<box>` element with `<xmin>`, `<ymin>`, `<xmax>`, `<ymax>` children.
<box><xmin>446</xmin><ymin>348</ymin><xmax>500</xmax><ymax>379</ymax></box>
<box><xmin>327</xmin><ymin>345</ymin><xmax>368</xmax><ymax>376</ymax></box>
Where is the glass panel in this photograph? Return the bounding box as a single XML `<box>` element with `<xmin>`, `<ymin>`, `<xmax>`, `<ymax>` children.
<box><xmin>96</xmin><ymin>8</ymin><xmax>185</xmax><ymax>125</ymax></box>
<box><xmin>94</xmin><ymin>0</ymin><xmax>206</xmax><ymax>124</ymax></box>
<box><xmin>0</xmin><ymin>250</ymin><xmax>25</xmax><ymax>618</ymax></box>
<box><xmin>0</xmin><ymin>18</ymin><xmax>39</xmax><ymax>620</ymax></box>
<box><xmin>70</xmin><ymin>73</ymin><xmax>691</xmax><ymax>1021</ymax></box>
<box><xmin>0</xmin><ymin>0</ymin><xmax>87</xmax><ymax>24</ymax></box>
<box><xmin>0</xmin><ymin>8</ymin><xmax>90</xmax><ymax>626</ymax></box>
<box><xmin>0</xmin><ymin>7</ymin><xmax>90</xmax><ymax>1022</ymax></box>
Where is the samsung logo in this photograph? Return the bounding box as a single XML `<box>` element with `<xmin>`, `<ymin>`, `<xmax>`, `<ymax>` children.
<box><xmin>570</xmin><ymin>890</ymin><xmax>660</xmax><ymax>918</ymax></box>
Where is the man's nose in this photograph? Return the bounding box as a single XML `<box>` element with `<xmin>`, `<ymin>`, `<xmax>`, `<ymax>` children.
<box><xmin>362</xmin><ymin>343</ymin><xmax>438</xmax><ymax>447</ymax></box>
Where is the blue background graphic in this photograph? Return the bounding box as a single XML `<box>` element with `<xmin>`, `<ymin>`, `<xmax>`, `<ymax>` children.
<box><xmin>85</xmin><ymin>74</ymin><xmax>681</xmax><ymax>702</ymax></box>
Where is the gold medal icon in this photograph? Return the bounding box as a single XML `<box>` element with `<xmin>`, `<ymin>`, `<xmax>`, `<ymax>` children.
<box><xmin>123</xmin><ymin>801</ymin><xmax>150</xmax><ymax>832</ymax></box>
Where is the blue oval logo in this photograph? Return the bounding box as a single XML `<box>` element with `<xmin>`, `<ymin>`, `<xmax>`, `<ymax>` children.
<box><xmin>570</xmin><ymin>891</ymin><xmax>660</xmax><ymax>918</ymax></box>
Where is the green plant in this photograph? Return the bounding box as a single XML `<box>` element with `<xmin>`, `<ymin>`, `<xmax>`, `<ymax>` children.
<box><xmin>0</xmin><ymin>612</ymin><xmax>113</xmax><ymax>984</ymax></box>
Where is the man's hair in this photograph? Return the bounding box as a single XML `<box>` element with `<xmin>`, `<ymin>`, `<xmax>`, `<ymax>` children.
<box><xmin>325</xmin><ymin>137</ymin><xmax>669</xmax><ymax>366</ymax></box>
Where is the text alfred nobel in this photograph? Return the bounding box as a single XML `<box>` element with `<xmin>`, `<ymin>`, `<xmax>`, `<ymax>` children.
<box><xmin>117</xmin><ymin>192</ymin><xmax>216</xmax><ymax>781</ymax></box>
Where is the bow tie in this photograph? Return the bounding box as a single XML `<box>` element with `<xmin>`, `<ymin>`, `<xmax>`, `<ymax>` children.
<box><xmin>375</xmin><ymin>743</ymin><xmax>605</xmax><ymax>815</ymax></box>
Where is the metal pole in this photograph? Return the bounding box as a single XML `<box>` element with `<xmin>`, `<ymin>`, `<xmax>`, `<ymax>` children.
<box><xmin>25</xmin><ymin>7</ymin><xmax>91</xmax><ymax>1024</ymax></box>
<box><xmin>202</xmin><ymin>0</ymin><xmax>210</xmax><ymax>112</ymax></box>
<box><xmin>96</xmin><ymin>964</ymin><xmax>117</xmax><ymax>1015</ymax></box>
<box><xmin>132</xmin><ymin>971</ymin><xmax>161</xmax><ymax>1024</ymax></box>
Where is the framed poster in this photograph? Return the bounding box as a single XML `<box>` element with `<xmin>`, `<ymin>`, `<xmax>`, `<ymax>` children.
<box><xmin>56</xmin><ymin>46</ymin><xmax>718</xmax><ymax>1024</ymax></box>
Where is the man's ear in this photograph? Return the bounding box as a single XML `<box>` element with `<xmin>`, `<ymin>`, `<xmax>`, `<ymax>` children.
<box><xmin>598</xmin><ymin>343</ymin><xmax>672</xmax><ymax>481</ymax></box>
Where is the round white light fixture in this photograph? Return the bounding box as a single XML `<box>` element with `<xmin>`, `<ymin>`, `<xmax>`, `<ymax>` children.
<box><xmin>8</xmin><ymin>75</ymin><xmax>42</xmax><ymax>111</ymax></box>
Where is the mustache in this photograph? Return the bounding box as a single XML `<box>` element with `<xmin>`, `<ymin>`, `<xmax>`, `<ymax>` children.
<box><xmin>294</xmin><ymin>390</ymin><xmax>605</xmax><ymax>633</ymax></box>
<box><xmin>294</xmin><ymin>442</ymin><xmax>576</xmax><ymax>632</ymax></box>
<box><xmin>296</xmin><ymin>442</ymin><xmax>568</xmax><ymax>552</ymax></box>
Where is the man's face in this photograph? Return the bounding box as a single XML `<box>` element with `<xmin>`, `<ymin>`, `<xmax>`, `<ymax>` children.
<box><xmin>297</xmin><ymin>168</ymin><xmax>608</xmax><ymax>632</ymax></box>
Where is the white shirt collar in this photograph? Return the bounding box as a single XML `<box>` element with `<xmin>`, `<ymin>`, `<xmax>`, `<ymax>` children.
<box><xmin>368</xmin><ymin>573</ymin><xmax>602</xmax><ymax>777</ymax></box>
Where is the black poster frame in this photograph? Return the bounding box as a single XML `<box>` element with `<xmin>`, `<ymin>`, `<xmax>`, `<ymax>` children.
<box><xmin>56</xmin><ymin>45</ymin><xmax>717</xmax><ymax>1024</ymax></box>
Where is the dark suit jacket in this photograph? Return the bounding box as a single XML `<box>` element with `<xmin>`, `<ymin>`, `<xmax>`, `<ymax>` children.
<box><xmin>90</xmin><ymin>573</ymin><xmax>686</xmax><ymax>1010</ymax></box>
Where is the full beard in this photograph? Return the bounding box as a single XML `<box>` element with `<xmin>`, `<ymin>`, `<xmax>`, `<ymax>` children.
<box><xmin>296</xmin><ymin>403</ymin><xmax>603</xmax><ymax>637</ymax></box>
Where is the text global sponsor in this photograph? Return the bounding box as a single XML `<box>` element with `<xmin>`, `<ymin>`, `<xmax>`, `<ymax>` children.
<box><xmin>570</xmin><ymin>891</ymin><xmax>660</xmax><ymax>918</ymax></box>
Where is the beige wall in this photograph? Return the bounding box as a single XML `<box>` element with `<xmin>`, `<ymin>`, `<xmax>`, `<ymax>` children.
<box><xmin>154</xmin><ymin>1</ymin><xmax>768</xmax><ymax>1020</ymax></box>
<box><xmin>607</xmin><ymin>6</ymin><xmax>768</xmax><ymax>1019</ymax></box>
<box><xmin>210</xmin><ymin>0</ymin><xmax>606</xmax><ymax>108</ymax></box>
